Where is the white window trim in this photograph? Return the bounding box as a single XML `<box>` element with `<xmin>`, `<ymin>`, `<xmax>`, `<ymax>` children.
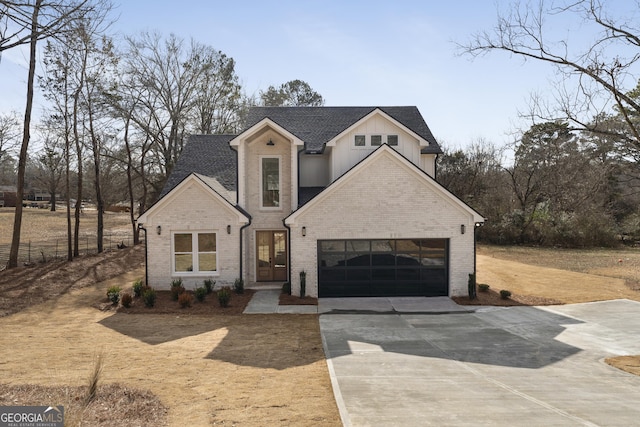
<box><xmin>171</xmin><ymin>231</ymin><xmax>219</xmax><ymax>276</ymax></box>
<box><xmin>370</xmin><ymin>134</ymin><xmax>383</xmax><ymax>147</ymax></box>
<box><xmin>259</xmin><ymin>155</ymin><xmax>282</xmax><ymax>210</ymax></box>
<box><xmin>353</xmin><ymin>134</ymin><xmax>367</xmax><ymax>149</ymax></box>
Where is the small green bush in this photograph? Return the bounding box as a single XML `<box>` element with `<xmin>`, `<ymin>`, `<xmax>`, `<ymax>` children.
<box><xmin>282</xmin><ymin>282</ymin><xmax>291</xmax><ymax>295</ymax></box>
<box><xmin>217</xmin><ymin>286</ymin><xmax>232</xmax><ymax>307</ymax></box>
<box><xmin>142</xmin><ymin>288</ymin><xmax>156</xmax><ymax>307</ymax></box>
<box><xmin>121</xmin><ymin>292</ymin><xmax>133</xmax><ymax>308</ymax></box>
<box><xmin>194</xmin><ymin>287</ymin><xmax>207</xmax><ymax>302</ymax></box>
<box><xmin>107</xmin><ymin>286</ymin><xmax>121</xmax><ymax>305</ymax></box>
<box><xmin>132</xmin><ymin>279</ymin><xmax>144</xmax><ymax>297</ymax></box>
<box><xmin>500</xmin><ymin>289</ymin><xmax>512</xmax><ymax>299</ymax></box>
<box><xmin>478</xmin><ymin>283</ymin><xmax>490</xmax><ymax>292</ymax></box>
<box><xmin>170</xmin><ymin>279</ymin><xmax>185</xmax><ymax>301</ymax></box>
<box><xmin>233</xmin><ymin>278</ymin><xmax>244</xmax><ymax>294</ymax></box>
<box><xmin>178</xmin><ymin>292</ymin><xmax>194</xmax><ymax>308</ymax></box>
<box><xmin>203</xmin><ymin>279</ymin><xmax>215</xmax><ymax>294</ymax></box>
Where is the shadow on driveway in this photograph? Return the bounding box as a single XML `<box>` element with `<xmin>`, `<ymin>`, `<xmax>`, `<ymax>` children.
<box><xmin>321</xmin><ymin>306</ymin><xmax>584</xmax><ymax>369</ymax></box>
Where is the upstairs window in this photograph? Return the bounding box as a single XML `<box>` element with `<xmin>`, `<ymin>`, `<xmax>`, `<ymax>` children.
<box><xmin>261</xmin><ymin>157</ymin><xmax>280</xmax><ymax>208</ymax></box>
<box><xmin>387</xmin><ymin>135</ymin><xmax>398</xmax><ymax>146</ymax></box>
<box><xmin>354</xmin><ymin>135</ymin><xmax>366</xmax><ymax>147</ymax></box>
<box><xmin>371</xmin><ymin>135</ymin><xmax>382</xmax><ymax>146</ymax></box>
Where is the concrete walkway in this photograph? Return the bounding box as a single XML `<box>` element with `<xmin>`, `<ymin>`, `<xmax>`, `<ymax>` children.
<box><xmin>243</xmin><ymin>290</ymin><xmax>471</xmax><ymax>314</ymax></box>
<box><xmin>320</xmin><ymin>299</ymin><xmax>640</xmax><ymax>426</ymax></box>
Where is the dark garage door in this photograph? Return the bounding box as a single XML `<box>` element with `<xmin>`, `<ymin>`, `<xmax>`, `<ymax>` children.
<box><xmin>318</xmin><ymin>238</ymin><xmax>448</xmax><ymax>297</ymax></box>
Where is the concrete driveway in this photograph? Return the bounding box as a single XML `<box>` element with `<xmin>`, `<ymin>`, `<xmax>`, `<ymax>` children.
<box><xmin>319</xmin><ymin>299</ymin><xmax>640</xmax><ymax>426</ymax></box>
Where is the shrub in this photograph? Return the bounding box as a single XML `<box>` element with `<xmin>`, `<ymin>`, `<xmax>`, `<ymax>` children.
<box><xmin>203</xmin><ymin>279</ymin><xmax>215</xmax><ymax>294</ymax></box>
<box><xmin>500</xmin><ymin>289</ymin><xmax>512</xmax><ymax>299</ymax></box>
<box><xmin>178</xmin><ymin>292</ymin><xmax>194</xmax><ymax>308</ymax></box>
<box><xmin>233</xmin><ymin>278</ymin><xmax>244</xmax><ymax>294</ymax></box>
<box><xmin>478</xmin><ymin>283</ymin><xmax>490</xmax><ymax>292</ymax></box>
<box><xmin>217</xmin><ymin>286</ymin><xmax>232</xmax><ymax>307</ymax></box>
<box><xmin>194</xmin><ymin>286</ymin><xmax>207</xmax><ymax>302</ymax></box>
<box><xmin>170</xmin><ymin>279</ymin><xmax>185</xmax><ymax>301</ymax></box>
<box><xmin>282</xmin><ymin>282</ymin><xmax>291</xmax><ymax>295</ymax></box>
<box><xmin>132</xmin><ymin>279</ymin><xmax>144</xmax><ymax>297</ymax></box>
<box><xmin>142</xmin><ymin>288</ymin><xmax>156</xmax><ymax>307</ymax></box>
<box><xmin>107</xmin><ymin>286</ymin><xmax>121</xmax><ymax>305</ymax></box>
<box><xmin>121</xmin><ymin>292</ymin><xmax>133</xmax><ymax>308</ymax></box>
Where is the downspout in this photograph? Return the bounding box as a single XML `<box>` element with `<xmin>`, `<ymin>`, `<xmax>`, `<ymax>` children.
<box><xmin>137</xmin><ymin>223</ymin><xmax>148</xmax><ymax>286</ymax></box>
<box><xmin>283</xmin><ymin>218</ymin><xmax>292</xmax><ymax>284</ymax></box>
<box><xmin>240</xmin><ymin>217</ymin><xmax>251</xmax><ymax>284</ymax></box>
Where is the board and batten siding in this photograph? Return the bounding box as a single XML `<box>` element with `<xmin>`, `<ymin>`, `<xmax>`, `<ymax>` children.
<box><xmin>330</xmin><ymin>114</ymin><xmax>428</xmax><ymax>181</ymax></box>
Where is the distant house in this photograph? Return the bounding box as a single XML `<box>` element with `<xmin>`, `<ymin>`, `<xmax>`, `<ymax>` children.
<box><xmin>0</xmin><ymin>186</ymin><xmax>17</xmax><ymax>208</ymax></box>
<box><xmin>137</xmin><ymin>106</ymin><xmax>484</xmax><ymax>298</ymax></box>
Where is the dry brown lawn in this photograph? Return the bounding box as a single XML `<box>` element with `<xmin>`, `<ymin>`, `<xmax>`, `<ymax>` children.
<box><xmin>0</xmin><ymin>207</ymin><xmax>132</xmax><ymax>245</ymax></box>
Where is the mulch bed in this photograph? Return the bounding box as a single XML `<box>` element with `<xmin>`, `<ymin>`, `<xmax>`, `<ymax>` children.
<box><xmin>453</xmin><ymin>289</ymin><xmax>563</xmax><ymax>306</ymax></box>
<box><xmin>99</xmin><ymin>289</ymin><xmax>255</xmax><ymax>315</ymax></box>
<box><xmin>279</xmin><ymin>293</ymin><xmax>318</xmax><ymax>305</ymax></box>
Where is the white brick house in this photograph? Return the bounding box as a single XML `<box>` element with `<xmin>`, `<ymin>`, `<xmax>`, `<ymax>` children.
<box><xmin>137</xmin><ymin>106</ymin><xmax>484</xmax><ymax>297</ymax></box>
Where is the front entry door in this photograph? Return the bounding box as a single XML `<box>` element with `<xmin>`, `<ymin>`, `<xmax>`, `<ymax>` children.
<box><xmin>256</xmin><ymin>230</ymin><xmax>287</xmax><ymax>281</ymax></box>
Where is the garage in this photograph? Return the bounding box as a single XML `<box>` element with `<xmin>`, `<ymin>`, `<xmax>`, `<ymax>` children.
<box><xmin>318</xmin><ymin>238</ymin><xmax>448</xmax><ymax>297</ymax></box>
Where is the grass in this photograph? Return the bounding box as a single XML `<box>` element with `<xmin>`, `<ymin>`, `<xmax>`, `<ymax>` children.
<box><xmin>478</xmin><ymin>244</ymin><xmax>640</xmax><ymax>290</ymax></box>
<box><xmin>0</xmin><ymin>207</ymin><xmax>132</xmax><ymax>245</ymax></box>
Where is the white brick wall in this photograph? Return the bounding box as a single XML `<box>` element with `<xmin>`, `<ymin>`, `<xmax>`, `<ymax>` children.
<box><xmin>288</xmin><ymin>150</ymin><xmax>479</xmax><ymax>297</ymax></box>
<box><xmin>142</xmin><ymin>182</ymin><xmax>245</xmax><ymax>290</ymax></box>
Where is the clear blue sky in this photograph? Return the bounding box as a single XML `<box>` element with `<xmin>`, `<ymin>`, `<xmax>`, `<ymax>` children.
<box><xmin>0</xmin><ymin>0</ymin><xmax>633</xmax><ymax>151</ymax></box>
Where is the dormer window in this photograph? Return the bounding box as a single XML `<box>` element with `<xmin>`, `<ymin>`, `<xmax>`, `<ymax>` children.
<box><xmin>387</xmin><ymin>135</ymin><xmax>398</xmax><ymax>146</ymax></box>
<box><xmin>261</xmin><ymin>156</ymin><xmax>280</xmax><ymax>208</ymax></box>
<box><xmin>354</xmin><ymin>135</ymin><xmax>365</xmax><ymax>147</ymax></box>
<box><xmin>371</xmin><ymin>135</ymin><xmax>382</xmax><ymax>146</ymax></box>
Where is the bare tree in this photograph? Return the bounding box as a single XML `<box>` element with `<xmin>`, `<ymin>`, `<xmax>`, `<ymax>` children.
<box><xmin>32</xmin><ymin>133</ymin><xmax>64</xmax><ymax>211</ymax></box>
<box><xmin>4</xmin><ymin>0</ymin><xmax>110</xmax><ymax>267</ymax></box>
<box><xmin>0</xmin><ymin>111</ymin><xmax>19</xmax><ymax>184</ymax></box>
<box><xmin>461</xmin><ymin>0</ymin><xmax>640</xmax><ymax>159</ymax></box>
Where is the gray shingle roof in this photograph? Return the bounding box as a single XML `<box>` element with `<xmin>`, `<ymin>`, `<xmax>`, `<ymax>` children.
<box><xmin>160</xmin><ymin>107</ymin><xmax>442</xmax><ymax>198</ymax></box>
<box><xmin>244</xmin><ymin>106</ymin><xmax>442</xmax><ymax>154</ymax></box>
<box><xmin>159</xmin><ymin>134</ymin><xmax>237</xmax><ymax>198</ymax></box>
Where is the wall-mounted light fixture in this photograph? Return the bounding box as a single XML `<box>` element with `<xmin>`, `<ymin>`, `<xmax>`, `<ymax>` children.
<box><xmin>266</xmin><ymin>139</ymin><xmax>275</xmax><ymax>146</ymax></box>
<box><xmin>227</xmin><ymin>225</ymin><xmax>231</xmax><ymax>234</ymax></box>
<box><xmin>156</xmin><ymin>225</ymin><xmax>162</xmax><ymax>235</ymax></box>
<box><xmin>460</xmin><ymin>224</ymin><xmax>465</xmax><ymax>235</ymax></box>
<box><xmin>302</xmin><ymin>226</ymin><xmax>306</xmax><ymax>237</ymax></box>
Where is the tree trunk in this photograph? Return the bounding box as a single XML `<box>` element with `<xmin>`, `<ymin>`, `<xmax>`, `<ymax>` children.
<box><xmin>123</xmin><ymin>117</ymin><xmax>140</xmax><ymax>245</ymax></box>
<box><xmin>88</xmin><ymin>106</ymin><xmax>103</xmax><ymax>253</ymax></box>
<box><xmin>50</xmin><ymin>191</ymin><xmax>56</xmax><ymax>211</ymax></box>
<box><xmin>8</xmin><ymin>1</ymin><xmax>41</xmax><ymax>268</ymax></box>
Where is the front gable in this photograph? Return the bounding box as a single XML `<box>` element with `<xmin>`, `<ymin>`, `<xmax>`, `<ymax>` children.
<box><xmin>286</xmin><ymin>145</ymin><xmax>484</xmax><ymax>227</ymax></box>
<box><xmin>137</xmin><ymin>173</ymin><xmax>249</xmax><ymax>227</ymax></box>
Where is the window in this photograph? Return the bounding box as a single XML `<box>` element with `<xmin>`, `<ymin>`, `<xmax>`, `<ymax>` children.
<box><xmin>371</xmin><ymin>135</ymin><xmax>382</xmax><ymax>146</ymax></box>
<box><xmin>354</xmin><ymin>135</ymin><xmax>366</xmax><ymax>147</ymax></box>
<box><xmin>173</xmin><ymin>232</ymin><xmax>217</xmax><ymax>273</ymax></box>
<box><xmin>261</xmin><ymin>157</ymin><xmax>280</xmax><ymax>208</ymax></box>
<box><xmin>387</xmin><ymin>135</ymin><xmax>398</xmax><ymax>146</ymax></box>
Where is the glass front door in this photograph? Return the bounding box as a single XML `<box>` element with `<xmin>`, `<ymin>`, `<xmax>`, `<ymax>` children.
<box><xmin>256</xmin><ymin>230</ymin><xmax>287</xmax><ymax>281</ymax></box>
